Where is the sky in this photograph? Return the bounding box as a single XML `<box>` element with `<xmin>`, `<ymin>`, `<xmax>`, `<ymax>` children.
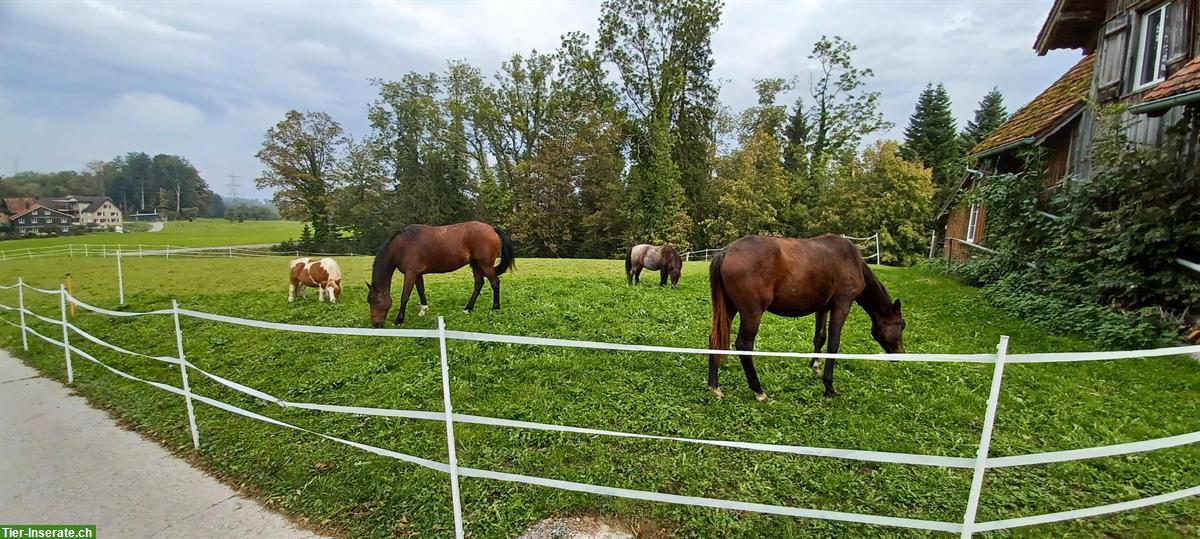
<box><xmin>0</xmin><ymin>0</ymin><xmax>1085</xmax><ymax>200</ymax></box>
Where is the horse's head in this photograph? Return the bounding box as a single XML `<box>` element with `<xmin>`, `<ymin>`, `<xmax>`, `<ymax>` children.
<box><xmin>664</xmin><ymin>245</ymin><xmax>683</xmax><ymax>287</ymax></box>
<box><xmin>329</xmin><ymin>279</ymin><xmax>342</xmax><ymax>302</ymax></box>
<box><xmin>366</xmin><ymin>282</ymin><xmax>391</xmax><ymax>328</ymax></box>
<box><xmin>870</xmin><ymin>298</ymin><xmax>906</xmax><ymax>354</ymax></box>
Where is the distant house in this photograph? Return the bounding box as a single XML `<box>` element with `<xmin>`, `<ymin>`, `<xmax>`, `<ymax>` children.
<box><xmin>0</xmin><ymin>195</ymin><xmax>123</xmax><ymax>235</ymax></box>
<box><xmin>942</xmin><ymin>0</ymin><xmax>1200</xmax><ymax>261</ymax></box>
<box><xmin>9</xmin><ymin>206</ymin><xmax>75</xmax><ymax>235</ymax></box>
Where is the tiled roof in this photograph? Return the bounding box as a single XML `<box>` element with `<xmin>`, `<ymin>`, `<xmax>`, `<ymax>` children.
<box><xmin>1142</xmin><ymin>56</ymin><xmax>1200</xmax><ymax>102</ymax></box>
<box><xmin>3</xmin><ymin>197</ymin><xmax>39</xmax><ymax>215</ymax></box>
<box><xmin>37</xmin><ymin>196</ymin><xmax>113</xmax><ymax>214</ymax></box>
<box><xmin>971</xmin><ymin>54</ymin><xmax>1095</xmax><ymax>157</ymax></box>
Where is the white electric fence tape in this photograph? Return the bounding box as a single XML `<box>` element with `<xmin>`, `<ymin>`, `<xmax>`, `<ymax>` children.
<box><xmin>21</xmin><ymin>282</ymin><xmax>63</xmax><ymax>295</ymax></box>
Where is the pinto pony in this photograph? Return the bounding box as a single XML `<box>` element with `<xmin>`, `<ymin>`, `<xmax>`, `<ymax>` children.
<box><xmin>289</xmin><ymin>257</ymin><xmax>344</xmax><ymax>303</ymax></box>
<box><xmin>625</xmin><ymin>243</ymin><xmax>682</xmax><ymax>287</ymax></box>
<box><xmin>708</xmin><ymin>234</ymin><xmax>906</xmax><ymax>401</ymax></box>
<box><xmin>367</xmin><ymin>221</ymin><xmax>515</xmax><ymax>327</ymax></box>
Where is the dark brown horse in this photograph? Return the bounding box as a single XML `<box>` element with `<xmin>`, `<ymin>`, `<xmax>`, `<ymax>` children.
<box><xmin>709</xmin><ymin>234</ymin><xmax>905</xmax><ymax>400</ymax></box>
<box><xmin>367</xmin><ymin>221</ymin><xmax>515</xmax><ymax>327</ymax></box>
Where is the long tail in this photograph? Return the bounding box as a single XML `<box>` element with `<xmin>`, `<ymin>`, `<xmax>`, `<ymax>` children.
<box><xmin>709</xmin><ymin>252</ymin><xmax>732</xmax><ymax>365</ymax></box>
<box><xmin>493</xmin><ymin>226</ymin><xmax>516</xmax><ymax>275</ymax></box>
<box><xmin>625</xmin><ymin>247</ymin><xmax>633</xmax><ymax>279</ymax></box>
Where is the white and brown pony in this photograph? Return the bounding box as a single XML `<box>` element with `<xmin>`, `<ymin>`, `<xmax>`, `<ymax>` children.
<box><xmin>289</xmin><ymin>257</ymin><xmax>343</xmax><ymax>303</ymax></box>
<box><xmin>626</xmin><ymin>243</ymin><xmax>682</xmax><ymax>287</ymax></box>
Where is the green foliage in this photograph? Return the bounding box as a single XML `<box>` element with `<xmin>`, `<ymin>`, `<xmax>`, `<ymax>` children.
<box><xmin>960</xmin><ymin>88</ymin><xmax>1008</xmax><ymax>148</ymax></box>
<box><xmin>255</xmin><ymin>110</ymin><xmax>347</xmax><ymax>244</ymax></box>
<box><xmin>707</xmin><ymin>130</ymin><xmax>789</xmax><ymax>244</ymax></box>
<box><xmin>900</xmin><ymin>83</ymin><xmax>964</xmax><ymax>205</ymax></box>
<box><xmin>951</xmin><ymin>106</ymin><xmax>1199</xmax><ymax>346</ymax></box>
<box><xmin>623</xmin><ymin>111</ymin><xmax>692</xmax><ymax>247</ymax></box>
<box><xmin>818</xmin><ymin>141</ymin><xmax>934</xmax><ymax>265</ymax></box>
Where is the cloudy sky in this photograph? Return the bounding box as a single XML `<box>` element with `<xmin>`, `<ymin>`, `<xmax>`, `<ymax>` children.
<box><xmin>0</xmin><ymin>0</ymin><xmax>1084</xmax><ymax>200</ymax></box>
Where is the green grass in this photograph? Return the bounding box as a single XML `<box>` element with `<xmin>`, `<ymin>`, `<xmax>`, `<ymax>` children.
<box><xmin>0</xmin><ymin>256</ymin><xmax>1195</xmax><ymax>538</ymax></box>
<box><xmin>0</xmin><ymin>219</ymin><xmax>303</xmax><ymax>250</ymax></box>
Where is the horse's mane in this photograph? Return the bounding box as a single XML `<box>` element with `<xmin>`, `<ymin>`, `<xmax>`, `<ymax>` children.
<box><xmin>857</xmin><ymin>262</ymin><xmax>894</xmax><ymax>315</ymax></box>
<box><xmin>371</xmin><ymin>226</ymin><xmax>421</xmax><ymax>287</ymax></box>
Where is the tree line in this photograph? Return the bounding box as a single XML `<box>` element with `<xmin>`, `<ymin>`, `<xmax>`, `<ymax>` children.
<box><xmin>256</xmin><ymin>0</ymin><xmax>1009</xmax><ymax>263</ymax></box>
<box><xmin>1</xmin><ymin>152</ymin><xmax>224</xmax><ymax>219</ymax></box>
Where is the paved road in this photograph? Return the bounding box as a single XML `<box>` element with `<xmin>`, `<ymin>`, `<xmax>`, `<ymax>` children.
<box><xmin>0</xmin><ymin>351</ymin><xmax>326</xmax><ymax>539</ymax></box>
<box><xmin>147</xmin><ymin>221</ymin><xmax>165</xmax><ymax>232</ymax></box>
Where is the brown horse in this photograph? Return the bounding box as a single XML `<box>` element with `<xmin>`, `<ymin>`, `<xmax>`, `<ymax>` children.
<box><xmin>625</xmin><ymin>243</ymin><xmax>682</xmax><ymax>287</ymax></box>
<box><xmin>709</xmin><ymin>234</ymin><xmax>906</xmax><ymax>400</ymax></box>
<box><xmin>367</xmin><ymin>221</ymin><xmax>515</xmax><ymax>327</ymax></box>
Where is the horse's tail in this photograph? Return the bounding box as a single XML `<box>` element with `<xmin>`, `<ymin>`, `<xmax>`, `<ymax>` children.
<box><xmin>624</xmin><ymin>247</ymin><xmax>633</xmax><ymax>278</ymax></box>
<box><xmin>493</xmin><ymin>226</ymin><xmax>516</xmax><ymax>275</ymax></box>
<box><xmin>709</xmin><ymin>252</ymin><xmax>732</xmax><ymax>366</ymax></box>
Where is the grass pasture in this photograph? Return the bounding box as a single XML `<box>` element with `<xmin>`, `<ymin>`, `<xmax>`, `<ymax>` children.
<box><xmin>0</xmin><ymin>255</ymin><xmax>1196</xmax><ymax>538</ymax></box>
<box><xmin>0</xmin><ymin>218</ymin><xmax>303</xmax><ymax>251</ymax></box>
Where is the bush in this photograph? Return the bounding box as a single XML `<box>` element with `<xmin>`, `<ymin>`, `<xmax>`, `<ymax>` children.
<box><xmin>944</xmin><ymin>105</ymin><xmax>1199</xmax><ymax>347</ymax></box>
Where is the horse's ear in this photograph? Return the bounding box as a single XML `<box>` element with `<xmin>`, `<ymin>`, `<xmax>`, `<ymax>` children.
<box><xmin>893</xmin><ymin>298</ymin><xmax>902</xmax><ymax>312</ymax></box>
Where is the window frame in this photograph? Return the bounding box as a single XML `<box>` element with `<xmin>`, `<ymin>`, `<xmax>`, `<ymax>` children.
<box><xmin>1133</xmin><ymin>2</ymin><xmax>1171</xmax><ymax>91</ymax></box>
<box><xmin>966</xmin><ymin>203</ymin><xmax>980</xmax><ymax>243</ymax></box>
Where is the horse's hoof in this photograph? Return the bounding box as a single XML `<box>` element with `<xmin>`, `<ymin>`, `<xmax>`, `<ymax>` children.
<box><xmin>419</xmin><ymin>305</ymin><xmax>428</xmax><ymax>317</ymax></box>
<box><xmin>393</xmin><ymin>319</ymin><xmax>404</xmax><ymax>326</ymax></box>
<box><xmin>463</xmin><ymin>309</ymin><xmax>471</xmax><ymax>314</ymax></box>
<box><xmin>811</xmin><ymin>365</ymin><xmax>821</xmax><ymax>378</ymax></box>
<box><xmin>756</xmin><ymin>393</ymin><xmax>769</xmax><ymax>402</ymax></box>
<box><xmin>710</xmin><ymin>387</ymin><xmax>724</xmax><ymax>399</ymax></box>
<box><xmin>824</xmin><ymin>389</ymin><xmax>839</xmax><ymax>398</ymax></box>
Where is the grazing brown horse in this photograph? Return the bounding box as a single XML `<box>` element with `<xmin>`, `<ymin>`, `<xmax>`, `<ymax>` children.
<box><xmin>625</xmin><ymin>243</ymin><xmax>682</xmax><ymax>287</ymax></box>
<box><xmin>367</xmin><ymin>221</ymin><xmax>515</xmax><ymax>327</ymax></box>
<box><xmin>709</xmin><ymin>234</ymin><xmax>906</xmax><ymax>400</ymax></box>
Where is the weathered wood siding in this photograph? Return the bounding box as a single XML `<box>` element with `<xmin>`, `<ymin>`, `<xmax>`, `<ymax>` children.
<box><xmin>943</xmin><ymin>201</ymin><xmax>988</xmax><ymax>262</ymax></box>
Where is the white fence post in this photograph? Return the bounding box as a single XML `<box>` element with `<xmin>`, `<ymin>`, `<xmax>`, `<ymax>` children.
<box><xmin>17</xmin><ymin>277</ymin><xmax>28</xmax><ymax>351</ymax></box>
<box><xmin>929</xmin><ymin>231</ymin><xmax>938</xmax><ymax>258</ymax></box>
<box><xmin>116</xmin><ymin>249</ymin><xmax>125</xmax><ymax>305</ymax></box>
<box><xmin>876</xmin><ymin>233</ymin><xmax>882</xmax><ymax>265</ymax></box>
<box><xmin>438</xmin><ymin>316</ymin><xmax>466</xmax><ymax>539</ymax></box>
<box><xmin>960</xmin><ymin>335</ymin><xmax>1009</xmax><ymax>538</ymax></box>
<box><xmin>166</xmin><ymin>245</ymin><xmax>171</xmax><ymax>259</ymax></box>
<box><xmin>69</xmin><ymin>244</ymin><xmax>74</xmax><ymax>258</ymax></box>
<box><xmin>27</xmin><ymin>248</ymin><xmax>32</xmax><ymax>259</ymax></box>
<box><xmin>58</xmin><ymin>284</ymin><xmax>73</xmax><ymax>384</ymax></box>
<box><xmin>139</xmin><ymin>244</ymin><xmax>143</xmax><ymax>258</ymax></box>
<box><xmin>84</xmin><ymin>244</ymin><xmax>89</xmax><ymax>257</ymax></box>
<box><xmin>172</xmin><ymin>300</ymin><xmax>201</xmax><ymax>450</ymax></box>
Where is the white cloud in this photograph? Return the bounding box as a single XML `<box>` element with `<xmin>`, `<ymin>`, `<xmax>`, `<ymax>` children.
<box><xmin>107</xmin><ymin>91</ymin><xmax>204</xmax><ymax>131</ymax></box>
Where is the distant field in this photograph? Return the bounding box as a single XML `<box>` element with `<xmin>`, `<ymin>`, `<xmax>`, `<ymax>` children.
<box><xmin>0</xmin><ymin>255</ymin><xmax>1196</xmax><ymax>538</ymax></box>
<box><xmin>0</xmin><ymin>219</ymin><xmax>303</xmax><ymax>250</ymax></box>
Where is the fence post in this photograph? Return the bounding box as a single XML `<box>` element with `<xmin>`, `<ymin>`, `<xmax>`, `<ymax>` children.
<box><xmin>229</xmin><ymin>247</ymin><xmax>233</xmax><ymax>258</ymax></box>
<box><xmin>437</xmin><ymin>316</ymin><xmax>466</xmax><ymax>539</ymax></box>
<box><xmin>172</xmin><ymin>300</ymin><xmax>201</xmax><ymax>450</ymax></box>
<box><xmin>84</xmin><ymin>244</ymin><xmax>89</xmax><ymax>257</ymax></box>
<box><xmin>875</xmin><ymin>233</ymin><xmax>882</xmax><ymax>265</ymax></box>
<box><xmin>116</xmin><ymin>249</ymin><xmax>125</xmax><ymax>304</ymax></box>
<box><xmin>17</xmin><ymin>277</ymin><xmax>28</xmax><ymax>351</ymax></box>
<box><xmin>166</xmin><ymin>245</ymin><xmax>171</xmax><ymax>259</ymax></box>
<box><xmin>69</xmin><ymin>244</ymin><xmax>74</xmax><ymax>258</ymax></box>
<box><xmin>27</xmin><ymin>248</ymin><xmax>32</xmax><ymax>259</ymax></box>
<box><xmin>139</xmin><ymin>244</ymin><xmax>143</xmax><ymax>258</ymax></box>
<box><xmin>102</xmin><ymin>244</ymin><xmax>107</xmax><ymax>258</ymax></box>
<box><xmin>960</xmin><ymin>335</ymin><xmax>1009</xmax><ymax>538</ymax></box>
<box><xmin>58</xmin><ymin>284</ymin><xmax>73</xmax><ymax>384</ymax></box>
<box><xmin>929</xmin><ymin>231</ymin><xmax>937</xmax><ymax>258</ymax></box>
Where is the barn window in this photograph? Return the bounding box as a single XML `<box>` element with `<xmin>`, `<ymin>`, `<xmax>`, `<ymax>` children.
<box><xmin>966</xmin><ymin>203</ymin><xmax>980</xmax><ymax>243</ymax></box>
<box><xmin>1135</xmin><ymin>3</ymin><xmax>1171</xmax><ymax>90</ymax></box>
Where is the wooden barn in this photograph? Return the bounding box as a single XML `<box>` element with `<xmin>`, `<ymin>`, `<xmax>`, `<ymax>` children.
<box><xmin>942</xmin><ymin>0</ymin><xmax>1200</xmax><ymax>261</ymax></box>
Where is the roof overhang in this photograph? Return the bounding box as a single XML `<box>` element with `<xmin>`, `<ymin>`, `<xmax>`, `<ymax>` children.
<box><xmin>1035</xmin><ymin>0</ymin><xmax>1105</xmax><ymax>56</ymax></box>
<box><xmin>1129</xmin><ymin>89</ymin><xmax>1200</xmax><ymax>115</ymax></box>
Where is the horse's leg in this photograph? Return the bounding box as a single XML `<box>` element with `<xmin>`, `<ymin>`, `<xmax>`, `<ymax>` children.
<box><xmin>660</xmin><ymin>267</ymin><xmax>668</xmax><ymax>287</ymax></box>
<box><xmin>297</xmin><ymin>283</ymin><xmax>306</xmax><ymax>300</ymax></box>
<box><xmin>483</xmin><ymin>265</ymin><xmax>501</xmax><ymax>310</ymax></box>
<box><xmin>811</xmin><ymin>309</ymin><xmax>828</xmax><ymax>377</ymax></box>
<box><xmin>736</xmin><ymin>309</ymin><xmax>768</xmax><ymax>401</ymax></box>
<box><xmin>394</xmin><ymin>273</ymin><xmax>417</xmax><ymax>325</ymax></box>
<box><xmin>288</xmin><ymin>280</ymin><xmax>296</xmax><ymax>303</ymax></box>
<box><xmin>317</xmin><ymin>284</ymin><xmax>325</xmax><ymax>302</ymax></box>
<box><xmin>416</xmin><ymin>275</ymin><xmax>428</xmax><ymax>316</ymax></box>
<box><xmin>822</xmin><ymin>302</ymin><xmax>852</xmax><ymax>397</ymax></box>
<box><xmin>464</xmin><ymin>264</ymin><xmax>484</xmax><ymax>313</ymax></box>
<box><xmin>633</xmin><ymin>265</ymin><xmax>642</xmax><ymax>285</ymax></box>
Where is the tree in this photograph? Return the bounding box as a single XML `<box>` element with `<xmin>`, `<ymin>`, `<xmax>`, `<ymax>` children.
<box><xmin>900</xmin><ymin>83</ymin><xmax>963</xmax><ymax>204</ymax></box>
<box><xmin>256</xmin><ymin>110</ymin><xmax>348</xmax><ymax>244</ymax></box>
<box><xmin>707</xmin><ymin>129</ymin><xmax>789</xmax><ymax>244</ymax></box>
<box><xmin>819</xmin><ymin>141</ymin><xmax>934</xmax><ymax>265</ymax></box>
<box><xmin>782</xmin><ymin>36</ymin><xmax>891</xmax><ymax>236</ymax></box>
<box><xmin>961</xmin><ymin>88</ymin><xmax>1008</xmax><ymax>148</ymax></box>
<box><xmin>623</xmin><ymin>109</ymin><xmax>692</xmax><ymax>246</ymax></box>
<box><xmin>598</xmin><ymin>0</ymin><xmax>722</xmax><ymax>242</ymax></box>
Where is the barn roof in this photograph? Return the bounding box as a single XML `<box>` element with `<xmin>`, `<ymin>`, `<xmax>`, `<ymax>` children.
<box><xmin>970</xmin><ymin>54</ymin><xmax>1095</xmax><ymax>158</ymax></box>
<box><xmin>1034</xmin><ymin>0</ymin><xmax>1105</xmax><ymax>56</ymax></box>
<box><xmin>37</xmin><ymin>196</ymin><xmax>113</xmax><ymax>213</ymax></box>
<box><xmin>1132</xmin><ymin>57</ymin><xmax>1200</xmax><ymax>114</ymax></box>
<box><xmin>3</xmin><ymin>197</ymin><xmax>39</xmax><ymax>215</ymax></box>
